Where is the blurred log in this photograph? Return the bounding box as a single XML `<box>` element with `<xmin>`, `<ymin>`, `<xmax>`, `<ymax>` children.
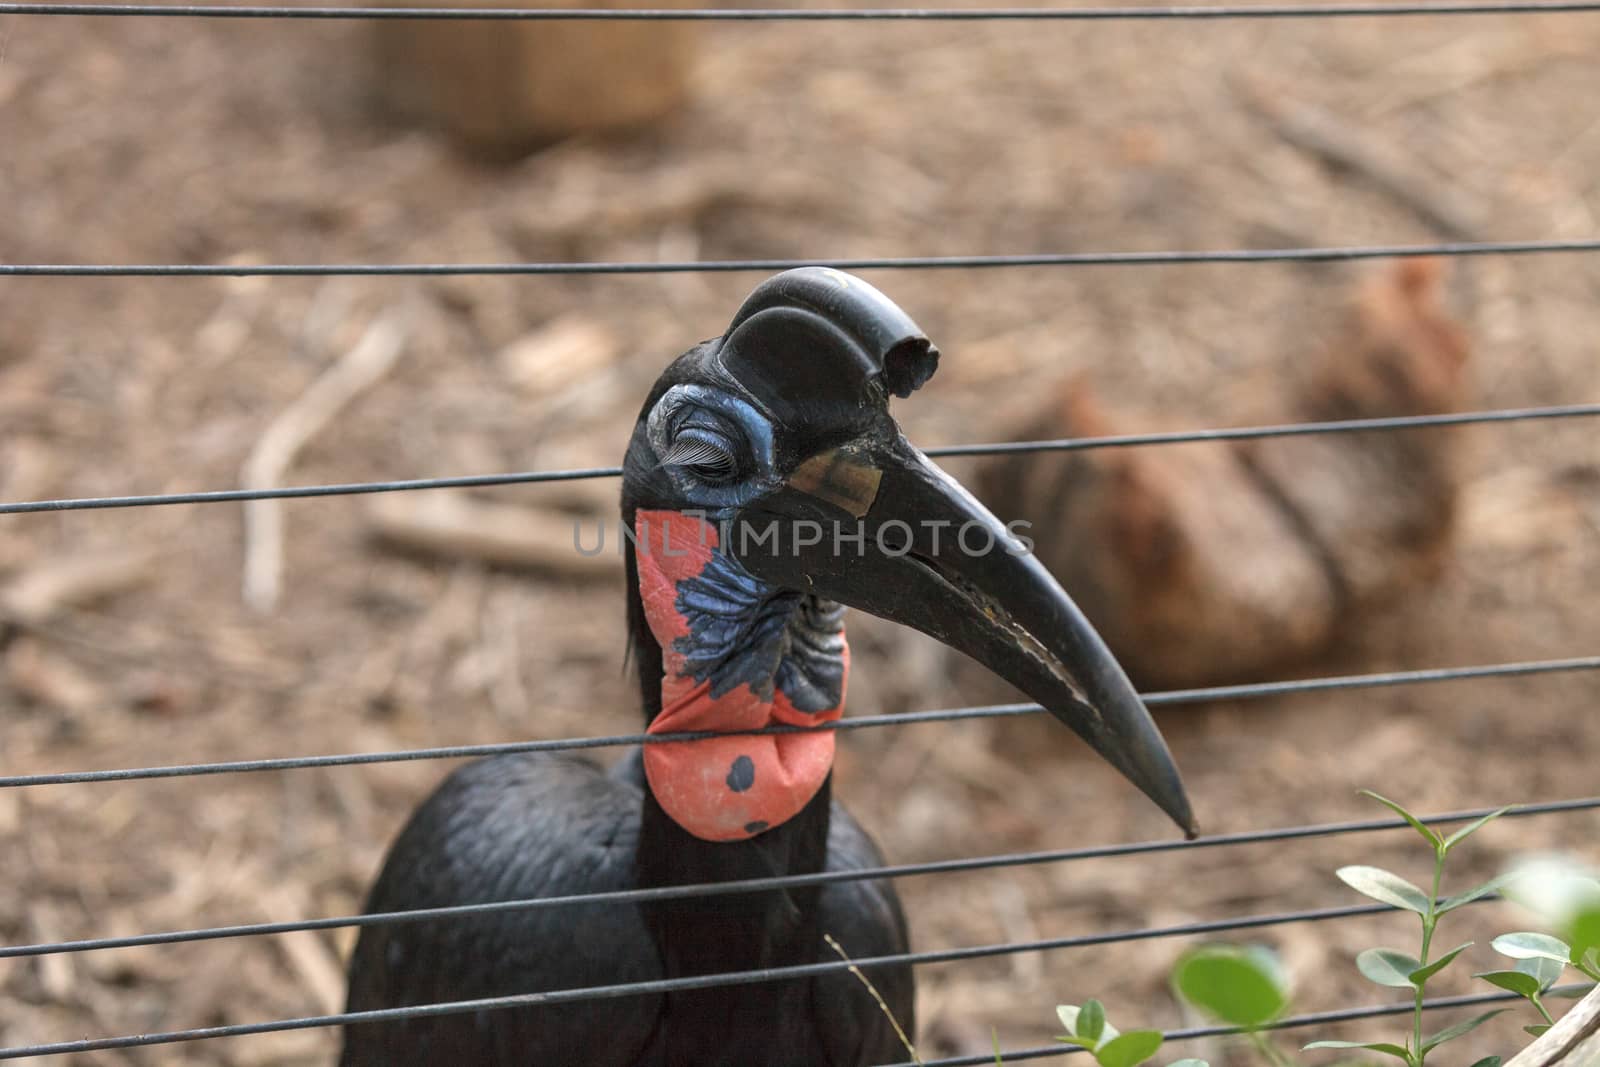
<box><xmin>1506</xmin><ymin>985</ymin><xmax>1600</xmax><ymax>1066</ymax></box>
<box><xmin>368</xmin><ymin>0</ymin><xmax>700</xmax><ymax>158</ymax></box>
<box><xmin>367</xmin><ymin>490</ymin><xmax>620</xmax><ymax>577</ymax></box>
<box><xmin>976</xmin><ymin>259</ymin><xmax>1471</xmax><ymax>690</ymax></box>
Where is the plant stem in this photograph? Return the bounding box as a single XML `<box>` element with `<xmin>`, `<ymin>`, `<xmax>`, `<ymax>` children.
<box><xmin>1530</xmin><ymin>994</ymin><xmax>1555</xmax><ymax>1027</ymax></box>
<box><xmin>1247</xmin><ymin>1028</ymin><xmax>1294</xmax><ymax>1067</ymax></box>
<box><xmin>1412</xmin><ymin>847</ymin><xmax>1446</xmax><ymax>1067</ymax></box>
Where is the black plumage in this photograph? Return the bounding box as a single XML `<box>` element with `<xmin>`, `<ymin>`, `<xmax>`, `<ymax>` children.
<box><xmin>341</xmin><ymin>268</ymin><xmax>1193</xmax><ymax>1066</ymax></box>
<box><xmin>344</xmin><ymin>754</ymin><xmax>910</xmax><ymax>1065</ymax></box>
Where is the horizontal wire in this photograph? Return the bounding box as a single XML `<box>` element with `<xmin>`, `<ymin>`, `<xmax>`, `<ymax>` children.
<box><xmin>6</xmin><ymin>239</ymin><xmax>1600</xmax><ymax>277</ymax></box>
<box><xmin>2</xmin><ymin>402</ymin><xmax>1596</xmax><ymax>515</ymax></box>
<box><xmin>0</xmin><ymin>902</ymin><xmax>1510</xmax><ymax>1059</ymax></box>
<box><xmin>899</xmin><ymin>985</ymin><xmax>1595</xmax><ymax>1067</ymax></box>
<box><xmin>3</xmin><ymin>654</ymin><xmax>1596</xmax><ymax>789</ymax></box>
<box><xmin>18</xmin><ymin>786</ymin><xmax>1600</xmax><ymax>959</ymax></box>
<box><xmin>926</xmin><ymin>402</ymin><xmax>1600</xmax><ymax>457</ymax></box>
<box><xmin>7</xmin><ymin>1</ymin><xmax>1600</xmax><ymax>18</ymax></box>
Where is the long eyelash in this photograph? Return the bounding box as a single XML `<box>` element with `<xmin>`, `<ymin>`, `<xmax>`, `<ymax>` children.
<box><xmin>656</xmin><ymin>438</ymin><xmax>737</xmax><ymax>476</ymax></box>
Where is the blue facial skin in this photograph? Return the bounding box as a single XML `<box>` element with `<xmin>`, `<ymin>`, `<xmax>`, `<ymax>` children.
<box><xmin>647</xmin><ymin>382</ymin><xmax>848</xmax><ymax>716</ymax></box>
<box><xmin>646</xmin><ymin>384</ymin><xmax>779</xmax><ymax>516</ymax></box>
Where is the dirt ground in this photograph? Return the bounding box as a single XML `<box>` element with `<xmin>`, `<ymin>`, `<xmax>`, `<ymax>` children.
<box><xmin>2</xmin><ymin>4</ymin><xmax>1599</xmax><ymax>1065</ymax></box>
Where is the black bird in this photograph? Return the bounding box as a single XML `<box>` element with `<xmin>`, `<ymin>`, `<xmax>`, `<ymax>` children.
<box><xmin>341</xmin><ymin>268</ymin><xmax>1196</xmax><ymax>1067</ymax></box>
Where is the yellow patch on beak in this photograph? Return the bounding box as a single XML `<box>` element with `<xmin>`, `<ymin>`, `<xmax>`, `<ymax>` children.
<box><xmin>786</xmin><ymin>448</ymin><xmax>883</xmax><ymax>518</ymax></box>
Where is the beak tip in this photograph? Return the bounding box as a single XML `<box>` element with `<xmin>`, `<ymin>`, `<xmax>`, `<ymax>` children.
<box><xmin>1157</xmin><ymin>790</ymin><xmax>1200</xmax><ymax>840</ymax></box>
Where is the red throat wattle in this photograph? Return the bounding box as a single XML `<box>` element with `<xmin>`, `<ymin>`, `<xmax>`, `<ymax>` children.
<box><xmin>635</xmin><ymin>510</ymin><xmax>847</xmax><ymax>842</ymax></box>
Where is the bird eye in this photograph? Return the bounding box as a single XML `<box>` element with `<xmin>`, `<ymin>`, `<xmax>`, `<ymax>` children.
<box><xmin>658</xmin><ymin>427</ymin><xmax>741</xmax><ymax>484</ymax></box>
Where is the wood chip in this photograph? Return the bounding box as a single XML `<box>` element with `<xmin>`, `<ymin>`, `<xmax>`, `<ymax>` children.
<box><xmin>3</xmin><ymin>638</ymin><xmax>106</xmax><ymax>714</ymax></box>
<box><xmin>0</xmin><ymin>549</ymin><xmax>155</xmax><ymax>626</ymax></box>
<box><xmin>258</xmin><ymin>887</ymin><xmax>349</xmax><ymax>1018</ymax></box>
<box><xmin>497</xmin><ymin>315</ymin><xmax>622</xmax><ymax>399</ymax></box>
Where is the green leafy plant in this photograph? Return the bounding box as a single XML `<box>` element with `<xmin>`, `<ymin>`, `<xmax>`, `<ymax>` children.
<box><xmin>1475</xmin><ymin>855</ymin><xmax>1600</xmax><ymax>1036</ymax></box>
<box><xmin>1501</xmin><ymin>855</ymin><xmax>1600</xmax><ymax>981</ymax></box>
<box><xmin>1476</xmin><ymin>932</ymin><xmax>1571</xmax><ymax>1036</ymax></box>
<box><xmin>1053</xmin><ymin>999</ymin><xmax>1196</xmax><ymax>1067</ymax></box>
<box><xmin>1172</xmin><ymin>944</ymin><xmax>1292</xmax><ymax>1065</ymax></box>
<box><xmin>1039</xmin><ymin>791</ymin><xmax>1597</xmax><ymax>1067</ymax></box>
<box><xmin>1303</xmin><ymin>791</ymin><xmax>1514</xmax><ymax>1065</ymax></box>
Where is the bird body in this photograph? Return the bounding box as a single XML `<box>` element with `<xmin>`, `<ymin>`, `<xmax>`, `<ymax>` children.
<box><xmin>342</xmin><ymin>268</ymin><xmax>1193</xmax><ymax>1064</ymax></box>
<box><xmin>344</xmin><ymin>753</ymin><xmax>911</xmax><ymax>1066</ymax></box>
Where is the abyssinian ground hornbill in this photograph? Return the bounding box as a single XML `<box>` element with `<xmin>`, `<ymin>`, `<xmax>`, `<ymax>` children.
<box><xmin>341</xmin><ymin>268</ymin><xmax>1197</xmax><ymax>1066</ymax></box>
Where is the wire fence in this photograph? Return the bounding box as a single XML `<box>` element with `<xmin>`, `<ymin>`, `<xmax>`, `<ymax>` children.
<box><xmin>9</xmin><ymin>1</ymin><xmax>1600</xmax><ymax>18</ymax></box>
<box><xmin>6</xmin><ymin>796</ymin><xmax>1599</xmax><ymax>962</ymax></box>
<box><xmin>2</xmin><ymin>402</ymin><xmax>1598</xmax><ymax>514</ymax></box>
<box><xmin>3</xmin><ymin>908</ymin><xmax>1581</xmax><ymax>1061</ymax></box>
<box><xmin>7</xmin><ymin>238</ymin><xmax>1600</xmax><ymax>275</ymax></box>
<box><xmin>4</xmin><ymin>0</ymin><xmax>1599</xmax><ymax>1063</ymax></box>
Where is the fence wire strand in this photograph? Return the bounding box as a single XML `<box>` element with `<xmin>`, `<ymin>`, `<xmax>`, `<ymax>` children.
<box><xmin>2</xmin><ymin>402</ymin><xmax>1596</xmax><ymax>515</ymax></box>
<box><xmin>6</xmin><ymin>3</ymin><xmax>1600</xmax><ymax>19</ymax></box>
<box><xmin>6</xmin><ymin>239</ymin><xmax>1600</xmax><ymax>276</ymax></box>
<box><xmin>3</xmin><ymin>655</ymin><xmax>1596</xmax><ymax>788</ymax></box>
<box><xmin>0</xmin><ymin>903</ymin><xmax>1563</xmax><ymax>1060</ymax></box>
<box><xmin>13</xmin><ymin>793</ymin><xmax>1600</xmax><ymax>962</ymax></box>
<box><xmin>898</xmin><ymin>985</ymin><xmax>1596</xmax><ymax>1067</ymax></box>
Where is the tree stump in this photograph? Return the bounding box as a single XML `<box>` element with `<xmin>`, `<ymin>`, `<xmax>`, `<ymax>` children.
<box><xmin>368</xmin><ymin>0</ymin><xmax>699</xmax><ymax>158</ymax></box>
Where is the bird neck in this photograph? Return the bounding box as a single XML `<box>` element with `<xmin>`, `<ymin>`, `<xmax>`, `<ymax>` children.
<box><xmin>623</xmin><ymin>510</ymin><xmax>844</xmax><ymax>992</ymax></box>
<box><xmin>627</xmin><ymin>509</ymin><xmax>849</xmax><ymax>843</ymax></box>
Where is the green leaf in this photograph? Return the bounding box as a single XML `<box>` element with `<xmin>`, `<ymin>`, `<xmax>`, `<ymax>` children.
<box><xmin>1524</xmin><ymin>1024</ymin><xmax>1551</xmax><ymax>1037</ymax></box>
<box><xmin>1077</xmin><ymin>999</ymin><xmax>1107</xmax><ymax>1044</ymax></box>
<box><xmin>1302</xmin><ymin>1039</ymin><xmax>1412</xmax><ymax>1060</ymax></box>
<box><xmin>1055</xmin><ymin>1036</ymin><xmax>1094</xmax><ymax>1050</ymax></box>
<box><xmin>1439</xmin><ymin>872</ymin><xmax>1518</xmax><ymax>914</ymax></box>
<box><xmin>1422</xmin><ymin>1009</ymin><xmax>1506</xmax><ymax>1052</ymax></box>
<box><xmin>1171</xmin><ymin>946</ymin><xmax>1289</xmax><ymax>1027</ymax></box>
<box><xmin>1474</xmin><ymin>969</ymin><xmax>1542</xmax><ymax>996</ymax></box>
<box><xmin>1468</xmin><ymin>1058</ymin><xmax>1504</xmax><ymax>1067</ymax></box>
<box><xmin>1358</xmin><ymin>947</ymin><xmax>1425</xmax><ymax>989</ymax></box>
<box><xmin>1361</xmin><ymin>789</ymin><xmax>1442</xmax><ymax>848</ymax></box>
<box><xmin>1057</xmin><ymin>1005</ymin><xmax>1119</xmax><ymax>1048</ymax></box>
<box><xmin>1093</xmin><ymin>1031</ymin><xmax>1163</xmax><ymax>1067</ymax></box>
<box><xmin>1503</xmin><ymin>856</ymin><xmax>1600</xmax><ymax>949</ymax></box>
<box><xmin>1492</xmin><ymin>931</ymin><xmax>1572</xmax><ymax>965</ymax></box>
<box><xmin>1338</xmin><ymin>866</ymin><xmax>1432</xmax><ymax>914</ymax></box>
<box><xmin>1443</xmin><ymin>807</ymin><xmax>1513</xmax><ymax>851</ymax></box>
<box><xmin>1410</xmin><ymin>942</ymin><xmax>1473</xmax><ymax>984</ymax></box>
<box><xmin>1516</xmin><ymin>954</ymin><xmax>1566</xmax><ymax>992</ymax></box>
<box><xmin>1571</xmin><ymin>902</ymin><xmax>1600</xmax><ymax>958</ymax></box>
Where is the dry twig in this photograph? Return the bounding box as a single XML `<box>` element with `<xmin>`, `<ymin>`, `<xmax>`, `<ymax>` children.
<box><xmin>241</xmin><ymin>307</ymin><xmax>409</xmax><ymax>612</ymax></box>
<box><xmin>1234</xmin><ymin>78</ymin><xmax>1486</xmax><ymax>242</ymax></box>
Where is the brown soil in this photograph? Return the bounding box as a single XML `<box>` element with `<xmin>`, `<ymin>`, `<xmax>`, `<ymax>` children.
<box><xmin>1</xmin><ymin>6</ymin><xmax>1598</xmax><ymax>1065</ymax></box>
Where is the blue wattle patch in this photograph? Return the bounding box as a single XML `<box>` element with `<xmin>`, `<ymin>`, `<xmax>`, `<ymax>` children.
<box><xmin>671</xmin><ymin>547</ymin><xmax>846</xmax><ymax>713</ymax></box>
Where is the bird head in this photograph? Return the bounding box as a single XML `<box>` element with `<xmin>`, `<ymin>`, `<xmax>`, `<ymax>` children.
<box><xmin>622</xmin><ymin>267</ymin><xmax>1195</xmax><ymax>837</ymax></box>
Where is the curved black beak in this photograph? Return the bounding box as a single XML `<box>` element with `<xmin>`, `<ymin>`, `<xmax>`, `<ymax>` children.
<box><xmin>726</xmin><ymin>430</ymin><xmax>1198</xmax><ymax>837</ymax></box>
